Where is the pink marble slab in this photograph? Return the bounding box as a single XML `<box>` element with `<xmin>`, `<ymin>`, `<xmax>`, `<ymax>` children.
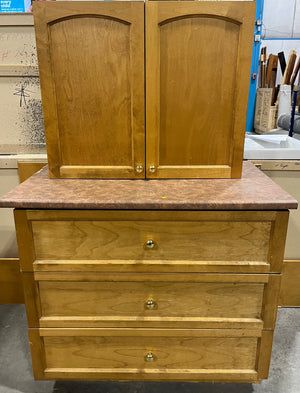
<box><xmin>0</xmin><ymin>162</ymin><xmax>297</xmax><ymax>210</ymax></box>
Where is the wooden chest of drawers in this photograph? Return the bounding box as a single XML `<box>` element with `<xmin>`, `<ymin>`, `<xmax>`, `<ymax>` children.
<box><xmin>15</xmin><ymin>209</ymin><xmax>287</xmax><ymax>382</ymax></box>
<box><xmin>0</xmin><ymin>163</ymin><xmax>297</xmax><ymax>383</ymax></box>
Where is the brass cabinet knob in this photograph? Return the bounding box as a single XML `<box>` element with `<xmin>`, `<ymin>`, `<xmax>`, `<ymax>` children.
<box><xmin>145</xmin><ymin>299</ymin><xmax>156</xmax><ymax>309</ymax></box>
<box><xmin>144</xmin><ymin>352</ymin><xmax>155</xmax><ymax>362</ymax></box>
<box><xmin>148</xmin><ymin>165</ymin><xmax>156</xmax><ymax>173</ymax></box>
<box><xmin>145</xmin><ymin>239</ymin><xmax>155</xmax><ymax>249</ymax></box>
<box><xmin>136</xmin><ymin>165</ymin><xmax>143</xmax><ymax>173</ymax></box>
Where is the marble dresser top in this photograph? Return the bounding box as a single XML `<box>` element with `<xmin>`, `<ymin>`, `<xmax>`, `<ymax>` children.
<box><xmin>0</xmin><ymin>162</ymin><xmax>297</xmax><ymax>210</ymax></box>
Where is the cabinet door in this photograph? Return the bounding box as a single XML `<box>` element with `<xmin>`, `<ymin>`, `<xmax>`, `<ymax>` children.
<box><xmin>146</xmin><ymin>1</ymin><xmax>255</xmax><ymax>179</ymax></box>
<box><xmin>34</xmin><ymin>2</ymin><xmax>145</xmax><ymax>179</ymax></box>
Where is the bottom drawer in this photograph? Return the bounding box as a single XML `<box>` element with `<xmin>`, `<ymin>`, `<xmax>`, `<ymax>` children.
<box><xmin>28</xmin><ymin>328</ymin><xmax>273</xmax><ymax>382</ymax></box>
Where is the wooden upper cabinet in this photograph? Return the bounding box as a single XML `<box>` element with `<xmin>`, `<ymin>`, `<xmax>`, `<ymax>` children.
<box><xmin>34</xmin><ymin>1</ymin><xmax>255</xmax><ymax>179</ymax></box>
<box><xmin>146</xmin><ymin>1</ymin><xmax>255</xmax><ymax>179</ymax></box>
<box><xmin>33</xmin><ymin>2</ymin><xmax>145</xmax><ymax>179</ymax></box>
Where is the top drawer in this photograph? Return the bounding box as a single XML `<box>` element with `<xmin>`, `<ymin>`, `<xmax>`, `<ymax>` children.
<box><xmin>15</xmin><ymin>210</ymin><xmax>288</xmax><ymax>273</ymax></box>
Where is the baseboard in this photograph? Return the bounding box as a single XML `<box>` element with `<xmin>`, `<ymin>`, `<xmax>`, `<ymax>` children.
<box><xmin>18</xmin><ymin>162</ymin><xmax>47</xmax><ymax>183</ymax></box>
<box><xmin>0</xmin><ymin>258</ymin><xmax>24</xmax><ymax>304</ymax></box>
<box><xmin>279</xmin><ymin>260</ymin><xmax>300</xmax><ymax>307</ymax></box>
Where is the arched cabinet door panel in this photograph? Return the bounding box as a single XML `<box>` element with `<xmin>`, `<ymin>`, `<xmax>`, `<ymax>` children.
<box><xmin>33</xmin><ymin>2</ymin><xmax>145</xmax><ymax>179</ymax></box>
<box><xmin>145</xmin><ymin>1</ymin><xmax>255</xmax><ymax>179</ymax></box>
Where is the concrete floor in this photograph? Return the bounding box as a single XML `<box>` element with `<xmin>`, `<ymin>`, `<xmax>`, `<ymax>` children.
<box><xmin>0</xmin><ymin>306</ymin><xmax>299</xmax><ymax>393</ymax></box>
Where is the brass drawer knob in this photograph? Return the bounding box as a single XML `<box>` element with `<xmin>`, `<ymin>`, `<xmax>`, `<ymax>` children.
<box><xmin>148</xmin><ymin>165</ymin><xmax>156</xmax><ymax>173</ymax></box>
<box><xmin>144</xmin><ymin>352</ymin><xmax>155</xmax><ymax>362</ymax></box>
<box><xmin>145</xmin><ymin>239</ymin><xmax>155</xmax><ymax>249</ymax></box>
<box><xmin>136</xmin><ymin>165</ymin><xmax>143</xmax><ymax>173</ymax></box>
<box><xmin>145</xmin><ymin>299</ymin><xmax>156</xmax><ymax>309</ymax></box>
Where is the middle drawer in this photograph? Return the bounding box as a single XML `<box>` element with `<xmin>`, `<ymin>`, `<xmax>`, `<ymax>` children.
<box><xmin>29</xmin><ymin>272</ymin><xmax>278</xmax><ymax>330</ymax></box>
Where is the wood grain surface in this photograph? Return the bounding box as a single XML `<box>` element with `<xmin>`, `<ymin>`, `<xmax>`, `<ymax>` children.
<box><xmin>43</xmin><ymin>335</ymin><xmax>257</xmax><ymax>369</ymax></box>
<box><xmin>256</xmin><ymin>330</ymin><xmax>274</xmax><ymax>380</ymax></box>
<box><xmin>38</xmin><ymin>279</ymin><xmax>265</xmax><ymax>320</ymax></box>
<box><xmin>14</xmin><ymin>209</ymin><xmax>286</xmax><ymax>273</ymax></box>
<box><xmin>146</xmin><ymin>1</ymin><xmax>255</xmax><ymax>178</ymax></box>
<box><xmin>42</xmin><ymin>369</ymin><xmax>259</xmax><ymax>382</ymax></box>
<box><xmin>33</xmin><ymin>2</ymin><xmax>145</xmax><ymax>179</ymax></box>
<box><xmin>31</xmin><ymin>219</ymin><xmax>271</xmax><ymax>262</ymax></box>
<box><xmin>29</xmin><ymin>327</ymin><xmax>268</xmax><ymax>382</ymax></box>
<box><xmin>33</xmin><ymin>260</ymin><xmax>270</xmax><ymax>274</ymax></box>
<box><xmin>18</xmin><ymin>162</ymin><xmax>47</xmax><ymax>183</ymax></box>
<box><xmin>268</xmin><ymin>211</ymin><xmax>289</xmax><ymax>273</ymax></box>
<box><xmin>279</xmin><ymin>260</ymin><xmax>300</xmax><ymax>306</ymax></box>
<box><xmin>14</xmin><ymin>210</ymin><xmax>36</xmax><ymax>272</ymax></box>
<box><xmin>261</xmin><ymin>274</ymin><xmax>281</xmax><ymax>329</ymax></box>
<box><xmin>41</xmin><ymin>328</ymin><xmax>259</xmax><ymax>373</ymax></box>
<box><xmin>28</xmin><ymin>328</ymin><xmax>47</xmax><ymax>380</ymax></box>
<box><xmin>0</xmin><ymin>258</ymin><xmax>24</xmax><ymax>304</ymax></box>
<box><xmin>22</xmin><ymin>273</ymin><xmax>42</xmax><ymax>327</ymax></box>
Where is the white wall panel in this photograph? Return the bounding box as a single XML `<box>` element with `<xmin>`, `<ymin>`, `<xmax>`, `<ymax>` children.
<box><xmin>293</xmin><ymin>0</ymin><xmax>300</xmax><ymax>37</ymax></box>
<box><xmin>0</xmin><ymin>14</ymin><xmax>45</xmax><ymax>154</ymax></box>
<box><xmin>263</xmin><ymin>0</ymin><xmax>296</xmax><ymax>38</ymax></box>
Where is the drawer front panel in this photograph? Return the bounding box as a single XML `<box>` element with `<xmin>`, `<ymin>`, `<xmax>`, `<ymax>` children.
<box><xmin>38</xmin><ymin>280</ymin><xmax>265</xmax><ymax>321</ymax></box>
<box><xmin>29</xmin><ymin>328</ymin><xmax>273</xmax><ymax>382</ymax></box>
<box><xmin>44</xmin><ymin>336</ymin><xmax>257</xmax><ymax>370</ymax></box>
<box><xmin>32</xmin><ymin>219</ymin><xmax>271</xmax><ymax>262</ymax></box>
<box><xmin>41</xmin><ymin>329</ymin><xmax>259</xmax><ymax>373</ymax></box>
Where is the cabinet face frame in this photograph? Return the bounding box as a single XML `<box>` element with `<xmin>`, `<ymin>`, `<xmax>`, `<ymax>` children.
<box><xmin>33</xmin><ymin>2</ymin><xmax>145</xmax><ymax>179</ymax></box>
<box><xmin>145</xmin><ymin>1</ymin><xmax>255</xmax><ymax>179</ymax></box>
